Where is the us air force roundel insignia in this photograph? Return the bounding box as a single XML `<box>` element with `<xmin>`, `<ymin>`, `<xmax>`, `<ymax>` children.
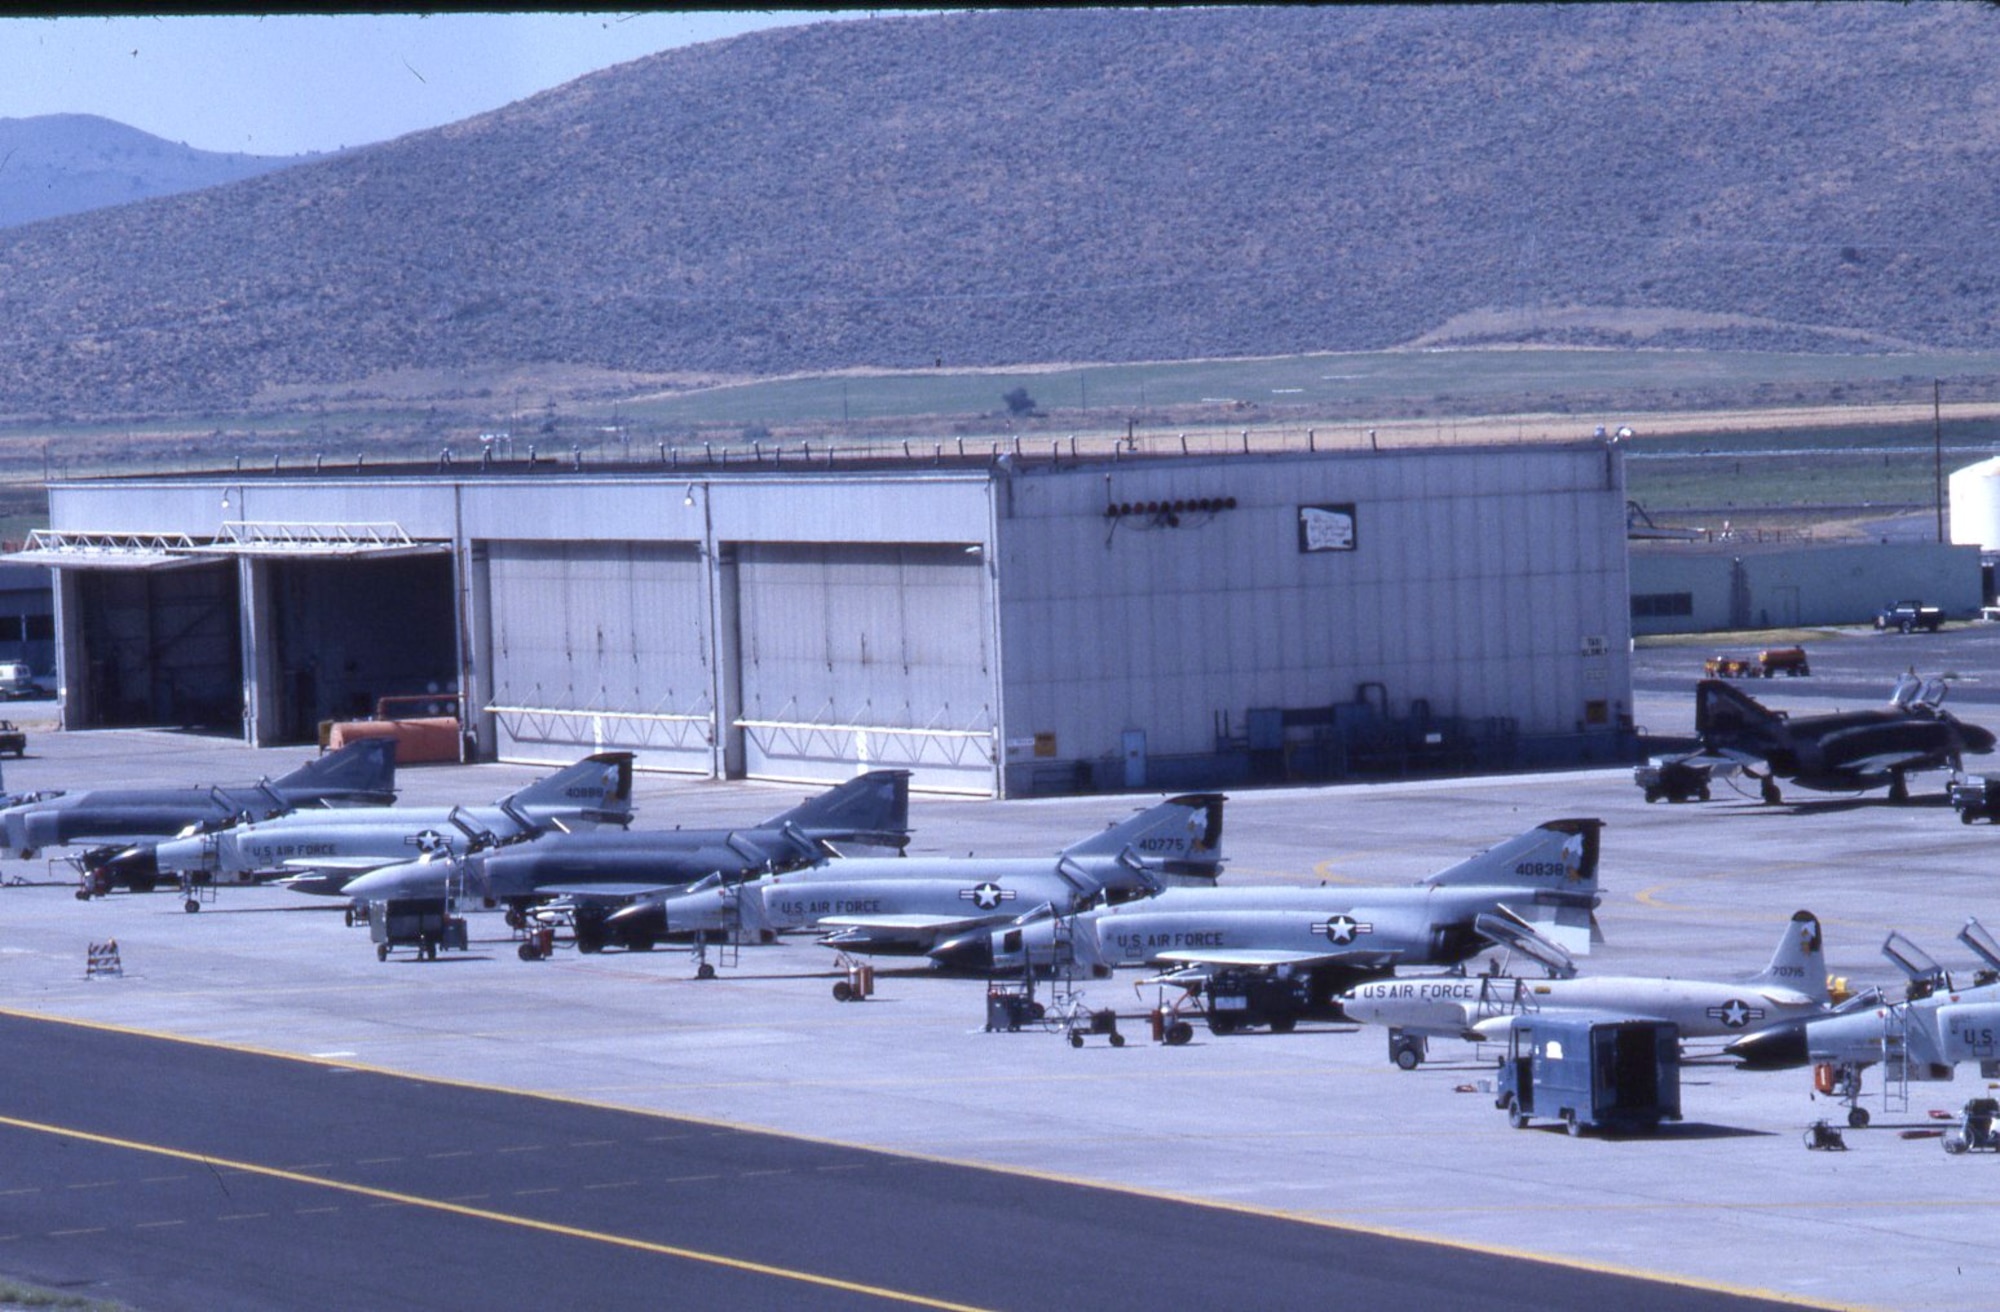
<box><xmin>959</xmin><ymin>882</ymin><xmax>1015</xmax><ymax>911</ymax></box>
<box><xmin>1706</xmin><ymin>998</ymin><xmax>1766</xmax><ymax>1029</ymax></box>
<box><xmin>1314</xmin><ymin>914</ymin><xmax>1372</xmax><ymax>945</ymax></box>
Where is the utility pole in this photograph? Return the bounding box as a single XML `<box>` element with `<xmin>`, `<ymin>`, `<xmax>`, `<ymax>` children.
<box><xmin>1935</xmin><ymin>377</ymin><xmax>1946</xmax><ymax>543</ymax></box>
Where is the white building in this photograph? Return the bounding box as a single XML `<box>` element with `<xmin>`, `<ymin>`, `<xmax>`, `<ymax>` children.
<box><xmin>23</xmin><ymin>440</ymin><xmax>1632</xmax><ymax>796</ymax></box>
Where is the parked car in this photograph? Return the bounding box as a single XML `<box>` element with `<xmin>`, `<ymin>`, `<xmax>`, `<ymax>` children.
<box><xmin>1876</xmin><ymin>600</ymin><xmax>1944</xmax><ymax>633</ymax></box>
<box><xmin>0</xmin><ymin>663</ymin><xmax>37</xmax><ymax>699</ymax></box>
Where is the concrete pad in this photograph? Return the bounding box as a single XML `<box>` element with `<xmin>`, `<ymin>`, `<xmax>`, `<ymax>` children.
<box><xmin>4</xmin><ymin>640</ymin><xmax>1998</xmax><ymax>1310</ymax></box>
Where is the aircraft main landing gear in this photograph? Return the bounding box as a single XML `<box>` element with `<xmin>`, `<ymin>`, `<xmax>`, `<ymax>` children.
<box><xmin>1816</xmin><ymin>1061</ymin><xmax>1870</xmax><ymax>1127</ymax></box>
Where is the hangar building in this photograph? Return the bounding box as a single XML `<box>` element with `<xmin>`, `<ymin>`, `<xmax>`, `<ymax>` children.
<box><xmin>22</xmin><ymin>440</ymin><xmax>1631</xmax><ymax>796</ymax></box>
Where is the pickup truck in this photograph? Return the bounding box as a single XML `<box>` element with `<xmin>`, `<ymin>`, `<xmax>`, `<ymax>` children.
<box><xmin>1876</xmin><ymin>600</ymin><xmax>1944</xmax><ymax>633</ymax></box>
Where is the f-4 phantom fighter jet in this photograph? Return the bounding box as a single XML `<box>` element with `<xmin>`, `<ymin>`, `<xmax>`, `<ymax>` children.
<box><xmin>1642</xmin><ymin>675</ymin><xmax>1995</xmax><ymax>805</ymax></box>
<box><xmin>0</xmin><ymin>739</ymin><xmax>399</xmax><ymax>903</ymax></box>
<box><xmin>928</xmin><ymin>818</ymin><xmax>1602</xmax><ymax>1018</ymax></box>
<box><xmin>609</xmin><ymin>792</ymin><xmax>1225</xmax><ymax>957</ymax></box>
<box><xmin>150</xmin><ymin>751</ymin><xmax>632</xmax><ymax>894</ymax></box>
<box><xmin>1728</xmin><ymin>919</ymin><xmax>2000</xmax><ymax>1127</ymax></box>
<box><xmin>338</xmin><ymin>769</ymin><xmax>913</xmax><ymax>921</ymax></box>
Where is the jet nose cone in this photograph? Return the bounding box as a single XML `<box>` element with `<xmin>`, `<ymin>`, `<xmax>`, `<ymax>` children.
<box><xmin>1726</xmin><ymin>1021</ymin><xmax>1809</xmax><ymax>1070</ymax></box>
<box><xmin>97</xmin><ymin>844</ymin><xmax>159</xmax><ymax>881</ymax></box>
<box><xmin>1334</xmin><ymin>991</ymin><xmax>1374</xmax><ymax>1024</ymax></box>
<box><xmin>341</xmin><ymin>870</ymin><xmax>403</xmax><ymax>901</ymax></box>
<box><xmin>928</xmin><ymin>931</ymin><xmax>996</xmax><ymax>974</ymax></box>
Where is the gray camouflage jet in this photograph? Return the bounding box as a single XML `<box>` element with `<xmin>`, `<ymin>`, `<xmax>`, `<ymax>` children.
<box><xmin>337</xmin><ymin>769</ymin><xmax>913</xmax><ymax>935</ymax></box>
<box><xmin>150</xmin><ymin>751</ymin><xmax>633</xmax><ymax>894</ymax></box>
<box><xmin>927</xmin><ymin>819</ymin><xmax>1603</xmax><ymax>1017</ymax></box>
<box><xmin>606</xmin><ymin>792</ymin><xmax>1226</xmax><ymax>956</ymax></box>
<box><xmin>0</xmin><ymin>739</ymin><xmax>399</xmax><ymax>904</ymax></box>
<box><xmin>1727</xmin><ymin>918</ymin><xmax>2000</xmax><ymax>1127</ymax></box>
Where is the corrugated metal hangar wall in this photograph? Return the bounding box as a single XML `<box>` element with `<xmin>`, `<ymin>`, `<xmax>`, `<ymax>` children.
<box><xmin>35</xmin><ymin>441</ymin><xmax>1630</xmax><ymax>796</ymax></box>
<box><xmin>992</xmin><ymin>443</ymin><xmax>1630</xmax><ymax>792</ymax></box>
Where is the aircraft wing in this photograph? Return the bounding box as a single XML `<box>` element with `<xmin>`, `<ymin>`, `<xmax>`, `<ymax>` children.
<box><xmin>534</xmin><ymin>881</ymin><xmax>682</xmax><ymax>902</ymax></box>
<box><xmin>1840</xmin><ymin>749</ymin><xmax>1950</xmax><ymax>776</ymax></box>
<box><xmin>817</xmin><ymin>912</ymin><xmax>998</xmax><ymax>944</ymax></box>
<box><xmin>279</xmin><ymin>855</ymin><xmax>400</xmax><ymax>873</ymax></box>
<box><xmin>1156</xmin><ymin>947</ymin><xmax>1402</xmax><ymax>970</ymax></box>
<box><xmin>45</xmin><ymin>832</ymin><xmax>169</xmax><ymax>854</ymax></box>
<box><xmin>1665</xmin><ymin>750</ymin><xmax>1753</xmax><ymax>776</ymax></box>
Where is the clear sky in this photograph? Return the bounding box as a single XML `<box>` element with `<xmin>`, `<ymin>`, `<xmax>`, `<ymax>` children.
<box><xmin>0</xmin><ymin>12</ymin><xmax>863</xmax><ymax>157</ymax></box>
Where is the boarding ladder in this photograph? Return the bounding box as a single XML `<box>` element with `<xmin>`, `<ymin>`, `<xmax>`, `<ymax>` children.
<box><xmin>1872</xmin><ymin>1007</ymin><xmax>1914</xmax><ymax>1118</ymax></box>
<box><xmin>691</xmin><ymin>883</ymin><xmax>749</xmax><ymax>978</ymax></box>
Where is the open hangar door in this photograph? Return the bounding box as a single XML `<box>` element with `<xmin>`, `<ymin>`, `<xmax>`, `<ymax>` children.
<box><xmin>265</xmin><ymin>554</ymin><xmax>458</xmax><ymax>744</ymax></box>
<box><xmin>69</xmin><ymin>560</ymin><xmax>242</xmax><ymax>732</ymax></box>
<box><xmin>732</xmin><ymin>542</ymin><xmax>996</xmax><ymax>794</ymax></box>
<box><xmin>484</xmin><ymin>541</ymin><xmax>714</xmax><ymax>772</ymax></box>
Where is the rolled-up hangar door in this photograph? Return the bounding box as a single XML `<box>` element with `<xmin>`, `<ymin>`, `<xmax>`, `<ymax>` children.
<box><xmin>7</xmin><ymin>533</ymin><xmax>241</xmax><ymax>733</ymax></box>
<box><xmin>733</xmin><ymin>543</ymin><xmax>996</xmax><ymax>794</ymax></box>
<box><xmin>484</xmin><ymin>541</ymin><xmax>713</xmax><ymax>772</ymax></box>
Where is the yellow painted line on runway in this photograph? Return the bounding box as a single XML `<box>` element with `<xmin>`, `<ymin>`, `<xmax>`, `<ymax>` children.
<box><xmin>1632</xmin><ymin>884</ymin><xmax>1689</xmax><ymax>910</ymax></box>
<box><xmin>0</xmin><ymin>1113</ymin><xmax>993</xmax><ymax>1312</ymax></box>
<box><xmin>0</xmin><ymin>1005</ymin><xmax>1875</xmax><ymax>1312</ymax></box>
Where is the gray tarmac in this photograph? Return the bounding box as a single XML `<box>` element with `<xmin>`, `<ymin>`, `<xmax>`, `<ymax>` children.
<box><xmin>6</xmin><ymin>624</ymin><xmax>2000</xmax><ymax>1312</ymax></box>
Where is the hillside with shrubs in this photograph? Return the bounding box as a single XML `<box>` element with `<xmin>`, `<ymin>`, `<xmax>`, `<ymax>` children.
<box><xmin>2</xmin><ymin>4</ymin><xmax>1997</xmax><ymax>421</ymax></box>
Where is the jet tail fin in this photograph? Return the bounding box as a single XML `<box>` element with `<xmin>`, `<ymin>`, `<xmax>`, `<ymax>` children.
<box><xmin>1420</xmin><ymin>818</ymin><xmax>1600</xmax><ymax>895</ymax></box>
<box><xmin>1695</xmin><ymin>679</ymin><xmax>1783</xmax><ymax>740</ymax></box>
<box><xmin>502</xmin><ymin>752</ymin><xmax>634</xmax><ymax>824</ymax></box>
<box><xmin>273</xmin><ymin>738</ymin><xmax>399</xmax><ymax>804</ymax></box>
<box><xmin>763</xmin><ymin>770</ymin><xmax>911</xmax><ymax>849</ymax></box>
<box><xmin>1753</xmin><ymin>910</ymin><xmax>1829</xmax><ymax>1004</ymax></box>
<box><xmin>1058</xmin><ymin>793</ymin><xmax>1225</xmax><ymax>882</ymax></box>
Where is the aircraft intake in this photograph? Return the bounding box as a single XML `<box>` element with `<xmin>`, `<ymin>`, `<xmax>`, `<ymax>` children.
<box><xmin>928</xmin><ymin>930</ymin><xmax>996</xmax><ymax>974</ymax></box>
<box><xmin>1724</xmin><ymin>1021</ymin><xmax>1809</xmax><ymax>1070</ymax></box>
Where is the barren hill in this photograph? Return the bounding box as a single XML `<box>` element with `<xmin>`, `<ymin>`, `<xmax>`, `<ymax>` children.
<box><xmin>3</xmin><ymin>4</ymin><xmax>1998</xmax><ymax>422</ymax></box>
<box><xmin>0</xmin><ymin>114</ymin><xmax>302</xmax><ymax>229</ymax></box>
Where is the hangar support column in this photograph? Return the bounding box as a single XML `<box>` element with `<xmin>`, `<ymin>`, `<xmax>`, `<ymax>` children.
<box><xmin>460</xmin><ymin>538</ymin><xmax>495</xmax><ymax>764</ymax></box>
<box><xmin>239</xmin><ymin>556</ymin><xmax>279</xmax><ymax>745</ymax></box>
<box><xmin>51</xmin><ymin>568</ymin><xmax>82</xmax><ymax>732</ymax></box>
<box><xmin>693</xmin><ymin>482</ymin><xmax>745</xmax><ymax>781</ymax></box>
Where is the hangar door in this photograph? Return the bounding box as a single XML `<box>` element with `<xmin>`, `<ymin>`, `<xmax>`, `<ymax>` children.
<box><xmin>734</xmin><ymin>543</ymin><xmax>995</xmax><ymax>793</ymax></box>
<box><xmin>70</xmin><ymin>561</ymin><xmax>242</xmax><ymax>732</ymax></box>
<box><xmin>266</xmin><ymin>555</ymin><xmax>457</xmax><ymax>744</ymax></box>
<box><xmin>485</xmin><ymin>541</ymin><xmax>712</xmax><ymax>771</ymax></box>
